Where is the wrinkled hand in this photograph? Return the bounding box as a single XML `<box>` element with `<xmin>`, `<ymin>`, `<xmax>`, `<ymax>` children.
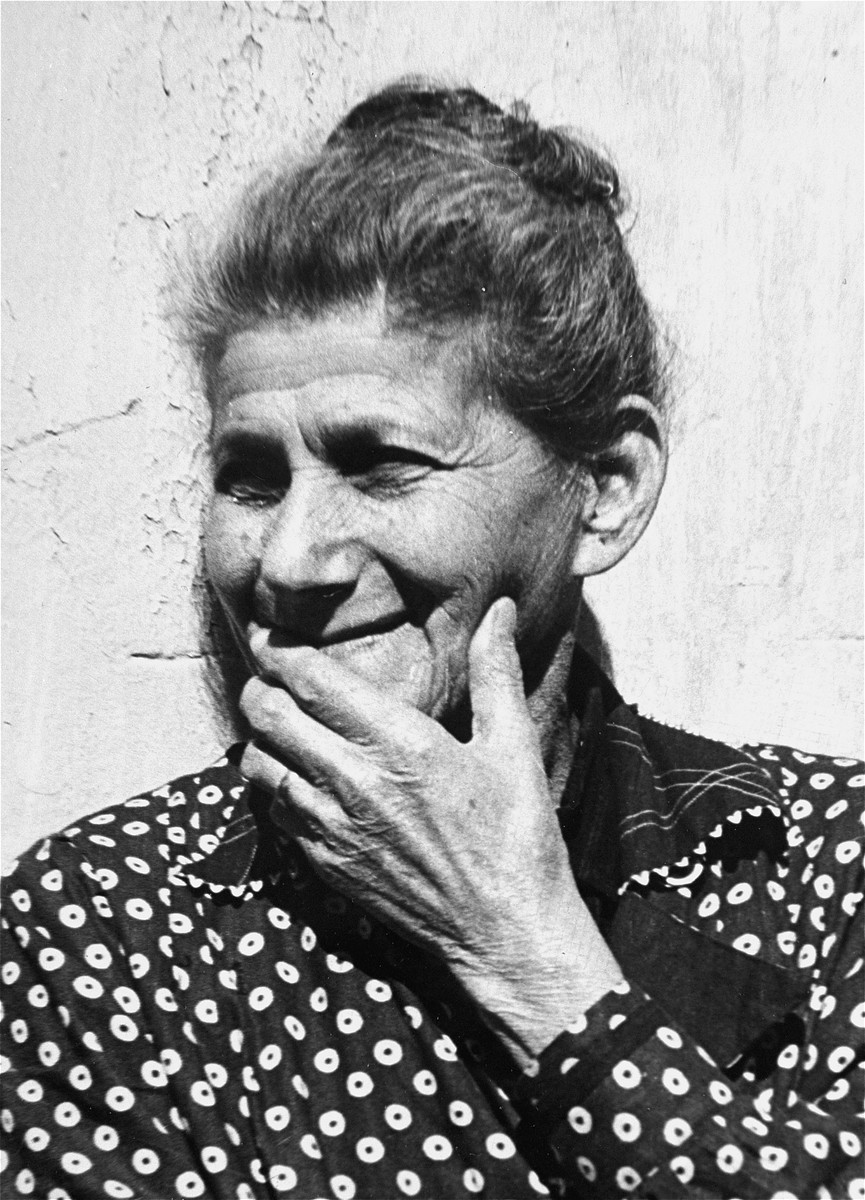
<box><xmin>240</xmin><ymin>598</ymin><xmax>622</xmax><ymax>1067</ymax></box>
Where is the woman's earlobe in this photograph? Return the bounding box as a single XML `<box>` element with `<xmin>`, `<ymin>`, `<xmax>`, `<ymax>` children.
<box><xmin>570</xmin><ymin>396</ymin><xmax>668</xmax><ymax>578</ymax></box>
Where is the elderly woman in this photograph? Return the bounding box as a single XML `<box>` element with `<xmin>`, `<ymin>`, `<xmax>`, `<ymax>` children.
<box><xmin>2</xmin><ymin>83</ymin><xmax>862</xmax><ymax>1200</ymax></box>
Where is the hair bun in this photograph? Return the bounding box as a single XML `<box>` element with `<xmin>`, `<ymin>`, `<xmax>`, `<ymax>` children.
<box><xmin>329</xmin><ymin>81</ymin><xmax>505</xmax><ymax>144</ymax></box>
<box><xmin>505</xmin><ymin>110</ymin><xmax>621</xmax><ymax>213</ymax></box>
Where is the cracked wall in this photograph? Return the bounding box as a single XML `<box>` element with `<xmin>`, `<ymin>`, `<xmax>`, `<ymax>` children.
<box><xmin>3</xmin><ymin>2</ymin><xmax>863</xmax><ymax>866</ymax></box>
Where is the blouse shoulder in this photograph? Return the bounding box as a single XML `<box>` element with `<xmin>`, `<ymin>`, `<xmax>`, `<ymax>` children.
<box><xmin>1</xmin><ymin>750</ymin><xmax>247</xmax><ymax>894</ymax></box>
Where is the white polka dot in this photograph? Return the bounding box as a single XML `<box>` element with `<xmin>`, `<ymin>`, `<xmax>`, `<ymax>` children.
<box><xmin>319</xmin><ymin>1111</ymin><xmax>346</xmax><ymax>1137</ymax></box>
<box><xmin>237</xmin><ymin>932</ymin><xmax>265</xmax><ymax>956</ymax></box>
<box><xmin>373</xmin><ymin>1038</ymin><xmax>403</xmax><ymax>1065</ymax></box>
<box><xmin>72</xmin><ymin>975</ymin><xmax>104</xmax><ymax>1000</ymax></box>
<box><xmin>314</xmin><ymin>1048</ymin><xmax>339</xmax><ymax>1074</ymax></box>
<box><xmin>759</xmin><ymin>1145</ymin><xmax>789</xmax><ymax>1171</ymax></box>
<box><xmin>447</xmin><ymin>1100</ymin><xmax>473</xmax><ymax>1127</ymax></box>
<box><xmin>68</xmin><ymin>1065</ymin><xmax>92</xmax><ymax>1091</ymax></box>
<box><xmin>663</xmin><ymin>1117</ymin><xmax>692</xmax><ymax>1145</ymax></box>
<box><xmin>200</xmin><ymin>1146</ymin><xmax>227</xmax><ymax>1174</ymax></box>
<box><xmin>413</xmin><ymin>1069</ymin><xmax>437</xmax><ymax>1095</ymax></box>
<box><xmin>356</xmin><ymin>1136</ymin><xmax>385</xmax><ymax>1163</ymax></box>
<box><xmin>777</xmin><ymin>1043</ymin><xmax>800</xmax><ymax>1069</ymax></box>
<box><xmin>60</xmin><ymin>1153</ymin><xmax>92</xmax><ymax>1175</ymax></box>
<box><xmin>576</xmin><ymin>1156</ymin><xmax>597</xmax><ymax>1182</ymax></box>
<box><xmin>839</xmin><ymin>1131</ymin><xmax>862</xmax><ymax>1156</ymax></box>
<box><xmin>709</xmin><ymin>1080</ymin><xmax>732</xmax><ymax>1105</ymax></box>
<box><xmin>727</xmin><ymin>882</ymin><xmax>753</xmax><ymax>905</ymax></box>
<box><xmin>670</xmin><ymin>1155</ymin><xmax>694</xmax><ymax>1183</ymax></box>
<box><xmin>275</xmin><ymin>961</ymin><xmax>299</xmax><ymax>984</ymax></box>
<box><xmin>190</xmin><ymin>1081</ymin><xmax>215</xmax><ymax>1107</ymax></box>
<box><xmin>828</xmin><ymin>1046</ymin><xmax>856</xmax><ymax>1073</ymax></box>
<box><xmin>9</xmin><ymin>890</ymin><xmax>31</xmax><ymax>912</ymax></box>
<box><xmin>132</xmin><ymin>1149</ymin><xmax>160</xmax><ymax>1175</ymax></box>
<box><xmin>205</xmin><ymin>1063</ymin><xmax>228</xmax><ymax>1089</ymax></box>
<box><xmin>175</xmin><ymin>1172</ymin><xmax>206</xmax><ymax>1197</ymax></box>
<box><xmin>37</xmin><ymin>1042</ymin><xmax>60</xmax><ymax>1068</ymax></box>
<box><xmin>486</xmin><ymin>1132</ymin><xmax>516</xmax><ymax>1159</ymax></box>
<box><xmin>717</xmin><ymin>1144</ymin><xmax>744</xmax><ymax>1174</ymax></box>
<box><xmin>258</xmin><ymin>1044</ymin><xmax>282</xmax><ymax>1072</ymax></box>
<box><xmin>24</xmin><ymin>1127</ymin><xmax>50</xmax><ymax>1151</ymax></box>
<box><xmin>656</xmin><ymin>1025</ymin><xmax>683</xmax><ymax>1049</ymax></box>
<box><xmin>612</xmin><ymin>1113</ymin><xmax>641</xmax><ymax>1142</ymax></box>
<box><xmin>299</xmin><ymin>1134</ymin><xmax>321</xmax><ymax>1159</ymax></box>
<box><xmin>662</xmin><ymin>1067</ymin><xmax>690</xmax><ymax>1095</ymax></box>
<box><xmin>777</xmin><ymin>931</ymin><xmax>796</xmax><ymax>955</ymax></box>
<box><xmin>615</xmin><ymin>1166</ymin><xmax>641</xmax><ymax>1192</ymax></box>
<box><xmin>423</xmin><ymin>1135</ymin><xmax>453</xmax><ymax>1161</ymax></box>
<box><xmin>346</xmin><ymin>1071</ymin><xmax>374</xmax><ymax>1098</ymax></box>
<box><xmin>330</xmin><ymin>1175</ymin><xmax>355</xmax><ymax>1200</ymax></box>
<box><xmin>336</xmin><ymin>1008</ymin><xmax>363</xmax><ymax>1035</ymax></box>
<box><xmin>385</xmin><ymin>1103</ymin><xmax>413</xmax><ymax>1130</ymax></box>
<box><xmin>804</xmin><ymin>1133</ymin><xmax>830</xmax><ymax>1159</ymax></box>
<box><xmin>141</xmin><ymin>1061</ymin><xmax>167</xmax><ymax>1088</ymax></box>
<box><xmin>15</xmin><ymin>1168</ymin><xmax>35</xmax><ymax>1194</ymax></box>
<box><xmin>160</xmin><ymin>1048</ymin><xmax>182</xmax><ymax>1075</ymax></box>
<box><xmin>365</xmin><ymin>978</ymin><xmax>392</xmax><ymax>1002</ymax></box>
<box><xmin>836</xmin><ymin>840</ymin><xmax>860</xmax><ymax>864</ymax></box>
<box><xmin>612</xmin><ymin>1060</ymin><xmax>642</xmax><ymax>1089</ymax></box>
<box><xmin>397</xmin><ymin>1170</ymin><xmax>421</xmax><ymax>1196</ymax></box>
<box><xmin>109</xmin><ymin>1015</ymin><xmax>138</xmax><ymax>1043</ymax></box>
<box><xmin>283</xmin><ymin>1015</ymin><xmax>306</xmax><ymax>1041</ymax></box>
<box><xmin>733</xmin><ymin>933</ymin><xmax>762</xmax><ymax>955</ymax></box>
<box><xmin>265</xmin><ymin>1106</ymin><xmax>290</xmax><ymax>1132</ymax></box>
<box><xmin>194</xmin><ymin>999</ymin><xmax>219</xmax><ymax>1024</ymax></box>
<box><xmin>93</xmin><ymin>1125</ymin><xmax>120</xmax><ymax>1151</ymax></box>
<box><xmin>124</xmin><ymin>899</ymin><xmax>152</xmax><ymax>921</ymax></box>
<box><xmin>249</xmin><ymin>986</ymin><xmax>274</xmax><ymax>1011</ymax></box>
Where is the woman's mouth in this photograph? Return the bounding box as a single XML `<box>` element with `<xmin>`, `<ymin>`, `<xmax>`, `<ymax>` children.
<box><xmin>249</xmin><ymin>614</ymin><xmax>410</xmax><ymax>657</ymax></box>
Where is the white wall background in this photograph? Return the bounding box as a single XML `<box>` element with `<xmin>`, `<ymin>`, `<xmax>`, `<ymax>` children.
<box><xmin>3</xmin><ymin>1</ymin><xmax>862</xmax><ymax>868</ymax></box>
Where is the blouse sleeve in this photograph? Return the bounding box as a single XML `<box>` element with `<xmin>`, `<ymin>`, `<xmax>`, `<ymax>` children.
<box><xmin>512</xmin><ymin>788</ymin><xmax>865</xmax><ymax>1199</ymax></box>
<box><xmin>0</xmin><ymin>834</ymin><xmax>206</xmax><ymax>1200</ymax></box>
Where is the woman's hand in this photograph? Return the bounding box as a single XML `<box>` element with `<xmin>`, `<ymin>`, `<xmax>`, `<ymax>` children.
<box><xmin>240</xmin><ymin>597</ymin><xmax>623</xmax><ymax>1068</ymax></box>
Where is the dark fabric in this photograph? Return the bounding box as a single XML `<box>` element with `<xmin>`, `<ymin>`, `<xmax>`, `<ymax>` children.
<box><xmin>2</xmin><ymin>652</ymin><xmax>863</xmax><ymax>1199</ymax></box>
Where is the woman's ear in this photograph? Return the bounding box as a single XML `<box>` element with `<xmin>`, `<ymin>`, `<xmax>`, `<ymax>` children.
<box><xmin>571</xmin><ymin>395</ymin><xmax>668</xmax><ymax>578</ymax></box>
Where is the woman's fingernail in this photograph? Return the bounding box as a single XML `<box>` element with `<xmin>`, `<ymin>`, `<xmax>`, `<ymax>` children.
<box><xmin>496</xmin><ymin>596</ymin><xmax>517</xmax><ymax>638</ymax></box>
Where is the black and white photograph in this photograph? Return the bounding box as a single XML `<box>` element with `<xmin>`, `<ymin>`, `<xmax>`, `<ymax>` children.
<box><xmin>2</xmin><ymin>4</ymin><xmax>863</xmax><ymax>1198</ymax></box>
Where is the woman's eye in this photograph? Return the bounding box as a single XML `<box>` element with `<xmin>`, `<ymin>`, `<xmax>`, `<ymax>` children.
<box><xmin>215</xmin><ymin>463</ymin><xmax>285</xmax><ymax>506</ymax></box>
<box><xmin>341</xmin><ymin>446</ymin><xmax>436</xmax><ymax>494</ymax></box>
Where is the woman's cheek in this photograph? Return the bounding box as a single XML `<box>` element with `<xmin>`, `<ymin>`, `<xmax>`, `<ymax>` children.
<box><xmin>204</xmin><ymin>501</ymin><xmax>260</xmax><ymax>611</ymax></box>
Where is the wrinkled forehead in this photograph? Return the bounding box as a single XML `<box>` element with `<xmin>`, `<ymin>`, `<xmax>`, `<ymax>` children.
<box><xmin>209</xmin><ymin>310</ymin><xmax>490</xmax><ymax>446</ymax></box>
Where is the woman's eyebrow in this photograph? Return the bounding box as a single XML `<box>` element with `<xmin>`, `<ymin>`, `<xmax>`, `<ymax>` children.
<box><xmin>209</xmin><ymin>426</ymin><xmax>284</xmax><ymax>459</ymax></box>
<box><xmin>318</xmin><ymin>414</ymin><xmax>450</xmax><ymax>456</ymax></box>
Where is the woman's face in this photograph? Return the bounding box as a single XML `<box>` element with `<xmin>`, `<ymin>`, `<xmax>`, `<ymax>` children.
<box><xmin>205</xmin><ymin>306</ymin><xmax>585</xmax><ymax>723</ymax></box>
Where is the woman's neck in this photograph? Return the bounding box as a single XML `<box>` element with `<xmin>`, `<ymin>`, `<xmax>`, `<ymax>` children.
<box><xmin>526</xmin><ymin>626</ymin><xmax>581</xmax><ymax>806</ymax></box>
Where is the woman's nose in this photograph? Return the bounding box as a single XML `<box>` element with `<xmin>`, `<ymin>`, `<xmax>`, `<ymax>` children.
<box><xmin>257</xmin><ymin>471</ymin><xmax>363</xmax><ymax>601</ymax></box>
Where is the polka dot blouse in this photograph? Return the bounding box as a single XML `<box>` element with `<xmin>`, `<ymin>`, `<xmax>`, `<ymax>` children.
<box><xmin>2</xmin><ymin>674</ymin><xmax>863</xmax><ymax>1198</ymax></box>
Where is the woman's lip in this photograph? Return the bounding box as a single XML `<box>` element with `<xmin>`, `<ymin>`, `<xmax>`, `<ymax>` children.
<box><xmin>250</xmin><ymin>615</ymin><xmax>409</xmax><ymax>652</ymax></box>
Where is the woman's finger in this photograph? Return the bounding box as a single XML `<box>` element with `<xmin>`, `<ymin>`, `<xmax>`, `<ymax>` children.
<box><xmin>240</xmin><ymin>675</ymin><xmax>359</xmax><ymax>786</ymax></box>
<box><xmin>468</xmin><ymin>597</ymin><xmax>535</xmax><ymax>747</ymax></box>
<box><xmin>250</xmin><ymin>640</ymin><xmax>426</xmax><ymax>750</ymax></box>
<box><xmin>240</xmin><ymin>742</ymin><xmax>343</xmax><ymax>842</ymax></box>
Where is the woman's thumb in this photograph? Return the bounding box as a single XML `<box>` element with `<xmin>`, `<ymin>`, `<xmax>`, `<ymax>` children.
<box><xmin>468</xmin><ymin>597</ymin><xmax>531</xmax><ymax>742</ymax></box>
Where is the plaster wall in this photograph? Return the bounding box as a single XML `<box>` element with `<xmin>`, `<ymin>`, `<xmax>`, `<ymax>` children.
<box><xmin>3</xmin><ymin>1</ymin><xmax>862</xmax><ymax>868</ymax></box>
